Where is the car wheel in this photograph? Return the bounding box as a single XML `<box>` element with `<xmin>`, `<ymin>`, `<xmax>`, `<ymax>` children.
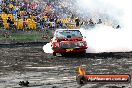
<box><xmin>53</xmin><ymin>52</ymin><xmax>56</xmax><ymax>56</ymax></box>
<box><xmin>61</xmin><ymin>53</ymin><xmax>66</xmax><ymax>56</ymax></box>
<box><xmin>81</xmin><ymin>50</ymin><xmax>86</xmax><ymax>56</ymax></box>
<box><xmin>83</xmin><ymin>51</ymin><xmax>86</xmax><ymax>55</ymax></box>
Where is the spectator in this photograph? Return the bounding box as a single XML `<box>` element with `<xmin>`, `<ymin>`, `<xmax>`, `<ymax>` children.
<box><xmin>7</xmin><ymin>17</ymin><xmax>12</xmax><ymax>24</ymax></box>
<box><xmin>75</xmin><ymin>17</ymin><xmax>80</xmax><ymax>27</ymax></box>
<box><xmin>2</xmin><ymin>7</ymin><xmax>8</xmax><ymax>13</ymax></box>
<box><xmin>0</xmin><ymin>0</ymin><xmax>117</xmax><ymax>30</ymax></box>
<box><xmin>23</xmin><ymin>18</ymin><xmax>27</xmax><ymax>30</ymax></box>
<box><xmin>40</xmin><ymin>18</ymin><xmax>45</xmax><ymax>29</ymax></box>
<box><xmin>97</xmin><ymin>19</ymin><xmax>102</xmax><ymax>24</ymax></box>
<box><xmin>7</xmin><ymin>17</ymin><xmax>14</xmax><ymax>29</ymax></box>
<box><xmin>89</xmin><ymin>19</ymin><xmax>94</xmax><ymax>24</ymax></box>
<box><xmin>0</xmin><ymin>16</ymin><xmax>3</xmax><ymax>28</ymax></box>
<box><xmin>116</xmin><ymin>25</ymin><xmax>120</xmax><ymax>29</ymax></box>
<box><xmin>88</xmin><ymin>19</ymin><xmax>95</xmax><ymax>26</ymax></box>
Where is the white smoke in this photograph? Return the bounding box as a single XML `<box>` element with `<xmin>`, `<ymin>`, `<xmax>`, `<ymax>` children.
<box><xmin>75</xmin><ymin>0</ymin><xmax>132</xmax><ymax>53</ymax></box>
<box><xmin>43</xmin><ymin>43</ymin><xmax>53</xmax><ymax>53</ymax></box>
<box><xmin>43</xmin><ymin>0</ymin><xmax>132</xmax><ymax>53</ymax></box>
<box><xmin>76</xmin><ymin>0</ymin><xmax>132</xmax><ymax>27</ymax></box>
<box><xmin>80</xmin><ymin>25</ymin><xmax>132</xmax><ymax>53</ymax></box>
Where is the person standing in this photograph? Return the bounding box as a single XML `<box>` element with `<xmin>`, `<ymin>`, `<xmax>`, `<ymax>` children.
<box><xmin>75</xmin><ymin>17</ymin><xmax>80</xmax><ymax>27</ymax></box>
<box><xmin>97</xmin><ymin>19</ymin><xmax>102</xmax><ymax>24</ymax></box>
<box><xmin>40</xmin><ymin>18</ymin><xmax>45</xmax><ymax>30</ymax></box>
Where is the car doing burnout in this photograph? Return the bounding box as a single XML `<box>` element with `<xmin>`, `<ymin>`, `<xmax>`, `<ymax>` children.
<box><xmin>51</xmin><ymin>29</ymin><xmax>87</xmax><ymax>56</ymax></box>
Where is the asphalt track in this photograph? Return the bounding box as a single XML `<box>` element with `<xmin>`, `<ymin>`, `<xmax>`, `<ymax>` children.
<box><xmin>0</xmin><ymin>43</ymin><xmax>132</xmax><ymax>88</ymax></box>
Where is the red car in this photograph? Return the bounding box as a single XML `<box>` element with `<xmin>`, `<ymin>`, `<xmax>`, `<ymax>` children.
<box><xmin>51</xmin><ymin>29</ymin><xmax>87</xmax><ymax>56</ymax></box>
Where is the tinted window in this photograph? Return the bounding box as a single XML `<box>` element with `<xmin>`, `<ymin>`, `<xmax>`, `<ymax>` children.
<box><xmin>55</xmin><ymin>30</ymin><xmax>83</xmax><ymax>38</ymax></box>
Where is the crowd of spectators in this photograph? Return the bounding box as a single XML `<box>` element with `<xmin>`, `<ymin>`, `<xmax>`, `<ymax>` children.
<box><xmin>0</xmin><ymin>0</ymin><xmax>74</xmax><ymax>30</ymax></box>
<box><xmin>0</xmin><ymin>0</ymin><xmax>120</xmax><ymax>31</ymax></box>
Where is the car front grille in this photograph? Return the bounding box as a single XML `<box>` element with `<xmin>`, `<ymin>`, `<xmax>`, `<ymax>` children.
<box><xmin>60</xmin><ymin>42</ymin><xmax>78</xmax><ymax>49</ymax></box>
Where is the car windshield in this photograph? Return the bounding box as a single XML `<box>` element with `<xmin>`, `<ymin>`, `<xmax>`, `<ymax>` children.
<box><xmin>55</xmin><ymin>30</ymin><xmax>83</xmax><ymax>38</ymax></box>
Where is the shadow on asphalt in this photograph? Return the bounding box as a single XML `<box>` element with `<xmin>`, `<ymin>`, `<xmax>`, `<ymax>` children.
<box><xmin>60</xmin><ymin>52</ymin><xmax>131</xmax><ymax>59</ymax></box>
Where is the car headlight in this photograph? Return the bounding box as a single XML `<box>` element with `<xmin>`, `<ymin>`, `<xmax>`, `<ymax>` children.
<box><xmin>53</xmin><ymin>42</ymin><xmax>60</xmax><ymax>48</ymax></box>
<box><xmin>55</xmin><ymin>43</ymin><xmax>60</xmax><ymax>47</ymax></box>
<box><xmin>78</xmin><ymin>42</ymin><xmax>85</xmax><ymax>46</ymax></box>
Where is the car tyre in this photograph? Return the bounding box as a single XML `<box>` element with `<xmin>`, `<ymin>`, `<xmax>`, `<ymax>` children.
<box><xmin>80</xmin><ymin>50</ymin><xmax>86</xmax><ymax>57</ymax></box>
<box><xmin>53</xmin><ymin>52</ymin><xmax>56</xmax><ymax>56</ymax></box>
<box><xmin>61</xmin><ymin>53</ymin><xmax>67</xmax><ymax>56</ymax></box>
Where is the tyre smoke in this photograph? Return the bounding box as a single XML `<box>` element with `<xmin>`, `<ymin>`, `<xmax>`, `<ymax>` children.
<box><xmin>43</xmin><ymin>0</ymin><xmax>132</xmax><ymax>53</ymax></box>
<box><xmin>76</xmin><ymin>0</ymin><xmax>132</xmax><ymax>53</ymax></box>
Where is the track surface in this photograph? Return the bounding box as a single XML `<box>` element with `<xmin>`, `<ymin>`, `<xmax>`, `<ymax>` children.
<box><xmin>0</xmin><ymin>46</ymin><xmax>132</xmax><ymax>88</ymax></box>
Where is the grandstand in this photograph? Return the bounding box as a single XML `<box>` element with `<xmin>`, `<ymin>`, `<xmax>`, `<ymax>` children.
<box><xmin>0</xmin><ymin>0</ymin><xmax>79</xmax><ymax>30</ymax></box>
